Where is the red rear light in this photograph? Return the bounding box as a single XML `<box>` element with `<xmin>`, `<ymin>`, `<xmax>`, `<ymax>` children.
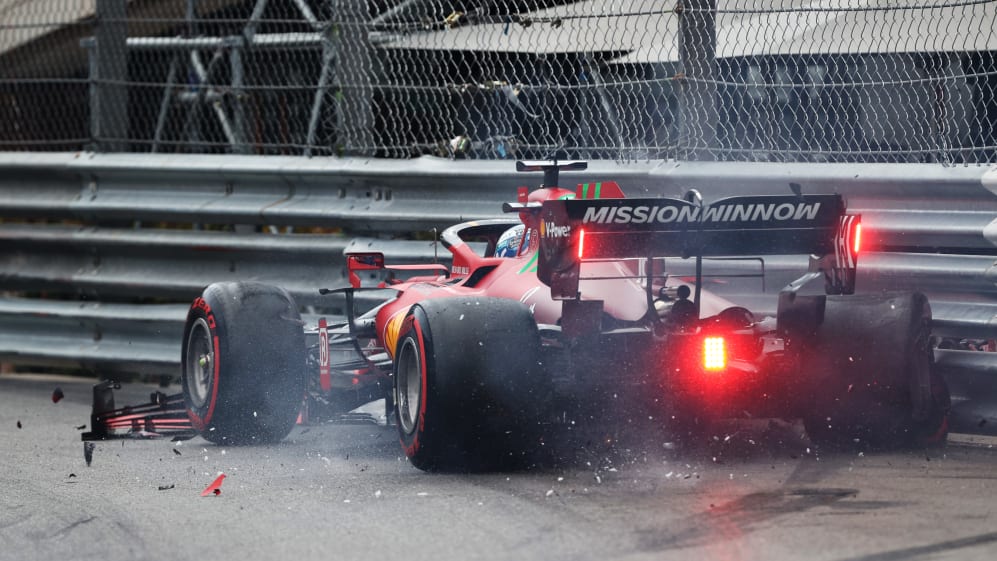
<box><xmin>703</xmin><ymin>336</ymin><xmax>727</xmax><ymax>371</ymax></box>
<box><xmin>852</xmin><ymin>222</ymin><xmax>862</xmax><ymax>255</ymax></box>
<box><xmin>577</xmin><ymin>228</ymin><xmax>586</xmax><ymax>260</ymax></box>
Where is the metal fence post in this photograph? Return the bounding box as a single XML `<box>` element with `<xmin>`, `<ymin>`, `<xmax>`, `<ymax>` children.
<box><xmin>305</xmin><ymin>35</ymin><xmax>336</xmax><ymax>157</ymax></box>
<box><xmin>332</xmin><ymin>0</ymin><xmax>375</xmax><ymax>156</ymax></box>
<box><xmin>230</xmin><ymin>47</ymin><xmax>250</xmax><ymax>154</ymax></box>
<box><xmin>677</xmin><ymin>0</ymin><xmax>719</xmax><ymax>161</ymax></box>
<box><xmin>92</xmin><ymin>0</ymin><xmax>129</xmax><ymax>152</ymax></box>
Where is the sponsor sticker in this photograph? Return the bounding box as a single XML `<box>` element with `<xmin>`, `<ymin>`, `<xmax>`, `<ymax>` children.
<box><xmin>383</xmin><ymin>309</ymin><xmax>407</xmax><ymax>358</ymax></box>
<box><xmin>542</xmin><ymin>221</ymin><xmax>572</xmax><ymax>238</ymax></box>
<box><xmin>581</xmin><ymin>201</ymin><xmax>822</xmax><ymax>225</ymax></box>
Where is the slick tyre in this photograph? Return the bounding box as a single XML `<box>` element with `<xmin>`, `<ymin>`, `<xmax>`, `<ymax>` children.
<box><xmin>666</xmin><ymin>401</ymin><xmax>720</xmax><ymax>449</ymax></box>
<box><xmin>182</xmin><ymin>282</ymin><xmax>307</xmax><ymax>445</ymax></box>
<box><xmin>803</xmin><ymin>292</ymin><xmax>950</xmax><ymax>450</ymax></box>
<box><xmin>394</xmin><ymin>297</ymin><xmax>546</xmax><ymax>472</ymax></box>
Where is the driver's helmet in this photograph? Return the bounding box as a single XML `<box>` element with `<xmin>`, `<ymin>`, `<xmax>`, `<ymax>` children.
<box><xmin>495</xmin><ymin>224</ymin><xmax>526</xmax><ymax>258</ymax></box>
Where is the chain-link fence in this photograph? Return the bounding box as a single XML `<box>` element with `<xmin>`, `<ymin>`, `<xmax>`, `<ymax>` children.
<box><xmin>1</xmin><ymin>0</ymin><xmax>995</xmax><ymax>162</ymax></box>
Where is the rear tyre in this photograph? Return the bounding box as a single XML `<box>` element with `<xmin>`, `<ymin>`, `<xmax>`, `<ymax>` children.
<box><xmin>665</xmin><ymin>391</ymin><xmax>721</xmax><ymax>449</ymax></box>
<box><xmin>182</xmin><ymin>282</ymin><xmax>307</xmax><ymax>445</ymax></box>
<box><xmin>394</xmin><ymin>297</ymin><xmax>546</xmax><ymax>472</ymax></box>
<box><xmin>802</xmin><ymin>292</ymin><xmax>950</xmax><ymax>450</ymax></box>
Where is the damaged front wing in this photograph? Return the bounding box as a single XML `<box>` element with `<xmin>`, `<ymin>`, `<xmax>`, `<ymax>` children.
<box><xmin>81</xmin><ymin>380</ymin><xmax>196</xmax><ymax>442</ymax></box>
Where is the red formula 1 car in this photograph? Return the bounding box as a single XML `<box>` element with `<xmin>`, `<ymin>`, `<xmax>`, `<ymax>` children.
<box><xmin>84</xmin><ymin>161</ymin><xmax>950</xmax><ymax>471</ymax></box>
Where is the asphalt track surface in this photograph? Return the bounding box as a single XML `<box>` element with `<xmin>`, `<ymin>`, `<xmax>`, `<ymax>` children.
<box><xmin>2</xmin><ymin>373</ymin><xmax>995</xmax><ymax>561</ymax></box>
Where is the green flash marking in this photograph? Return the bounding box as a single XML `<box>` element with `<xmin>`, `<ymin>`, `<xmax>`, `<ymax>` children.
<box><xmin>579</xmin><ymin>183</ymin><xmax>602</xmax><ymax>199</ymax></box>
<box><xmin>519</xmin><ymin>252</ymin><xmax>539</xmax><ymax>274</ymax></box>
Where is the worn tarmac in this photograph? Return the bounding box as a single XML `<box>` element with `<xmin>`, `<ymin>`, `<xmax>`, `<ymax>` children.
<box><xmin>1</xmin><ymin>373</ymin><xmax>995</xmax><ymax>561</ymax></box>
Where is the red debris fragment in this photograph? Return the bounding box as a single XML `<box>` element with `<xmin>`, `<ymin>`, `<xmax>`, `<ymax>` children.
<box><xmin>201</xmin><ymin>473</ymin><xmax>226</xmax><ymax>497</ymax></box>
<box><xmin>52</xmin><ymin>387</ymin><xmax>65</xmax><ymax>403</ymax></box>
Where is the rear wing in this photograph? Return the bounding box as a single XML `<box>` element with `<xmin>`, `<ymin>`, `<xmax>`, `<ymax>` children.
<box><xmin>538</xmin><ymin>194</ymin><xmax>860</xmax><ymax>299</ymax></box>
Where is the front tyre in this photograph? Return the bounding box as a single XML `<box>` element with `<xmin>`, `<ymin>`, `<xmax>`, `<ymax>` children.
<box><xmin>182</xmin><ymin>282</ymin><xmax>307</xmax><ymax>445</ymax></box>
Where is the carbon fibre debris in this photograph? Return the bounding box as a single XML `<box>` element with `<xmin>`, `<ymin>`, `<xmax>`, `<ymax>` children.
<box><xmin>201</xmin><ymin>474</ymin><xmax>225</xmax><ymax>497</ymax></box>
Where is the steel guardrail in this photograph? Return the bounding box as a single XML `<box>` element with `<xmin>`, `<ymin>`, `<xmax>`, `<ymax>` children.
<box><xmin>1</xmin><ymin>153</ymin><xmax>994</xmax><ymax>385</ymax></box>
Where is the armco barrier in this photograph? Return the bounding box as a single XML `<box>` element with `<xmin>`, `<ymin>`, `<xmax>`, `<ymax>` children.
<box><xmin>1</xmin><ymin>153</ymin><xmax>995</xmax><ymax>430</ymax></box>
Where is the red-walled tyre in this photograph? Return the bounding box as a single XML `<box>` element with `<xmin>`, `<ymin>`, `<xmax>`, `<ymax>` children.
<box><xmin>394</xmin><ymin>297</ymin><xmax>545</xmax><ymax>472</ymax></box>
<box><xmin>182</xmin><ymin>282</ymin><xmax>306</xmax><ymax>445</ymax></box>
<box><xmin>803</xmin><ymin>292</ymin><xmax>950</xmax><ymax>450</ymax></box>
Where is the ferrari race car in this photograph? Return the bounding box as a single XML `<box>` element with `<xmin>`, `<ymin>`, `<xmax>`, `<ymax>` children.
<box><xmin>83</xmin><ymin>161</ymin><xmax>950</xmax><ymax>471</ymax></box>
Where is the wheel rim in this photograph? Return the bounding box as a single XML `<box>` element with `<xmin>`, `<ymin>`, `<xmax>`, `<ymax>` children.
<box><xmin>185</xmin><ymin>317</ymin><xmax>214</xmax><ymax>409</ymax></box>
<box><xmin>396</xmin><ymin>338</ymin><xmax>422</xmax><ymax>435</ymax></box>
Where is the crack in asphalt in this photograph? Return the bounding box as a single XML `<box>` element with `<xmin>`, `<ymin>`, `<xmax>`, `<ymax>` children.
<box><xmin>46</xmin><ymin>515</ymin><xmax>97</xmax><ymax>540</ymax></box>
<box><xmin>832</xmin><ymin>531</ymin><xmax>997</xmax><ymax>561</ymax></box>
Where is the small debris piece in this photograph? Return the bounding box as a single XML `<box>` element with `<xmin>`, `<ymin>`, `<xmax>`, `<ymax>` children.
<box><xmin>52</xmin><ymin>387</ymin><xmax>65</xmax><ymax>403</ymax></box>
<box><xmin>158</xmin><ymin>484</ymin><xmax>175</xmax><ymax>491</ymax></box>
<box><xmin>126</xmin><ymin>431</ymin><xmax>163</xmax><ymax>439</ymax></box>
<box><xmin>201</xmin><ymin>473</ymin><xmax>226</xmax><ymax>497</ymax></box>
<box><xmin>75</xmin><ymin>424</ymin><xmax>86</xmax><ymax>430</ymax></box>
<box><xmin>979</xmin><ymin>418</ymin><xmax>988</xmax><ymax>428</ymax></box>
<box><xmin>84</xmin><ymin>442</ymin><xmax>96</xmax><ymax>466</ymax></box>
<box><xmin>68</xmin><ymin>473</ymin><xmax>77</xmax><ymax>478</ymax></box>
<box><xmin>16</xmin><ymin>421</ymin><xmax>21</xmax><ymax>429</ymax></box>
<box><xmin>172</xmin><ymin>448</ymin><xmax>182</xmax><ymax>456</ymax></box>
